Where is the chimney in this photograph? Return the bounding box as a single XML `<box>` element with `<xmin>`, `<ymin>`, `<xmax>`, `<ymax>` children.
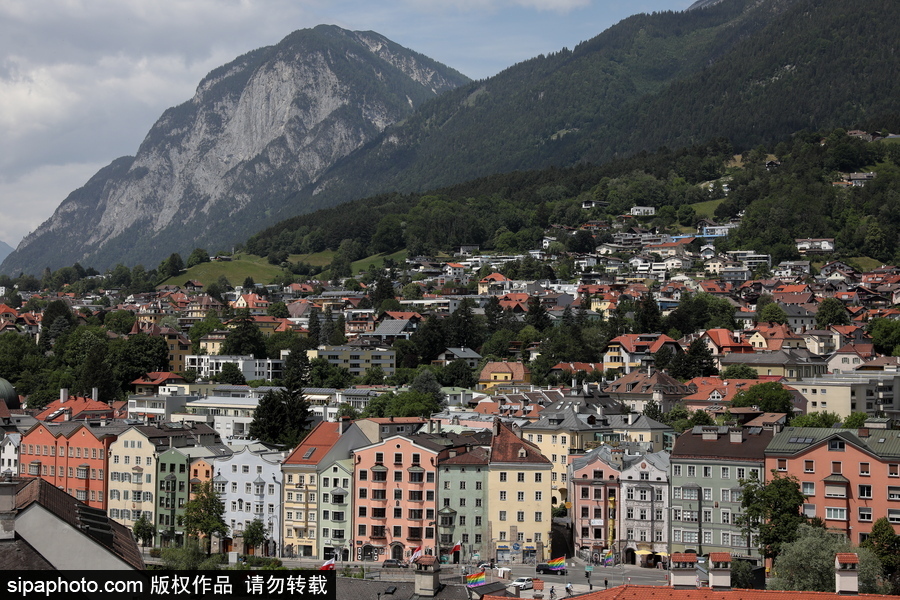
<box><xmin>0</xmin><ymin>473</ymin><xmax>16</xmax><ymax>541</ymax></box>
<box><xmin>60</xmin><ymin>388</ymin><xmax>69</xmax><ymax>403</ymax></box>
<box><xmin>92</xmin><ymin>387</ymin><xmax>99</xmax><ymax>402</ymax></box>
<box><xmin>493</xmin><ymin>418</ymin><xmax>502</xmax><ymax>437</ymax></box>
<box><xmin>708</xmin><ymin>553</ymin><xmax>732</xmax><ymax>590</ymax></box>
<box><xmin>413</xmin><ymin>555</ymin><xmax>441</xmax><ymax>597</ymax></box>
<box><xmin>427</xmin><ymin>420</ymin><xmax>433</xmax><ymax>434</ymax></box>
<box><xmin>729</xmin><ymin>428</ymin><xmax>743</xmax><ymax>444</ymax></box>
<box><xmin>835</xmin><ymin>553</ymin><xmax>859</xmax><ymax>595</ymax></box>
<box><xmin>340</xmin><ymin>416</ymin><xmax>352</xmax><ymax>434</ymax></box>
<box><xmin>670</xmin><ymin>553</ymin><xmax>699</xmax><ymax>589</ymax></box>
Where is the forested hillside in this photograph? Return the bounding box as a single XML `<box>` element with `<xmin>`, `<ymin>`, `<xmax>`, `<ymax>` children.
<box><xmin>246</xmin><ymin>130</ymin><xmax>900</xmax><ymax>270</ymax></box>
<box><xmin>286</xmin><ymin>0</ymin><xmax>900</xmax><ymax>219</ymax></box>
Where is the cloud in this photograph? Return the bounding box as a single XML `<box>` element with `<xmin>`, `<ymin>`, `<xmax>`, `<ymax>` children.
<box><xmin>0</xmin><ymin>162</ymin><xmax>107</xmax><ymax>248</ymax></box>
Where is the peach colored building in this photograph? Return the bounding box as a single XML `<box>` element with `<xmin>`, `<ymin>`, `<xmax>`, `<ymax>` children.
<box><xmin>766</xmin><ymin>426</ymin><xmax>900</xmax><ymax>544</ymax></box>
<box><xmin>352</xmin><ymin>435</ymin><xmax>440</xmax><ymax>562</ymax></box>
<box><xmin>19</xmin><ymin>421</ymin><xmax>118</xmax><ymax>509</ymax></box>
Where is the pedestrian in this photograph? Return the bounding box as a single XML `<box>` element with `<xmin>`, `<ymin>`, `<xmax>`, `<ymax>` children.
<box><xmin>604</xmin><ymin>578</ymin><xmax>608</xmax><ymax>589</ymax></box>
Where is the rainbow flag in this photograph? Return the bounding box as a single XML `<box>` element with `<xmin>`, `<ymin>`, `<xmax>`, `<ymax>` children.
<box><xmin>547</xmin><ymin>556</ymin><xmax>566</xmax><ymax>570</ymax></box>
<box><xmin>602</xmin><ymin>549</ymin><xmax>614</xmax><ymax>566</ymax></box>
<box><xmin>465</xmin><ymin>571</ymin><xmax>486</xmax><ymax>587</ymax></box>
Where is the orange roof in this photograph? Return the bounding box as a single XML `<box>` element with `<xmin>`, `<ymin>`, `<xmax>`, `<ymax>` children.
<box><xmin>34</xmin><ymin>394</ymin><xmax>116</xmax><ymax>422</ymax></box>
<box><xmin>131</xmin><ymin>372</ymin><xmax>185</xmax><ymax>386</ymax></box>
<box><xmin>283</xmin><ymin>421</ymin><xmax>341</xmax><ymax>465</ymax></box>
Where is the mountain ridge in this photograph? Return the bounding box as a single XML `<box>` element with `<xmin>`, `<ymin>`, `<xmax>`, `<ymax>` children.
<box><xmin>1</xmin><ymin>25</ymin><xmax>469</xmax><ymax>275</ymax></box>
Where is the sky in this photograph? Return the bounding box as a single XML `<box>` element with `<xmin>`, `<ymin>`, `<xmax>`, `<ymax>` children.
<box><xmin>0</xmin><ymin>0</ymin><xmax>694</xmax><ymax>251</ymax></box>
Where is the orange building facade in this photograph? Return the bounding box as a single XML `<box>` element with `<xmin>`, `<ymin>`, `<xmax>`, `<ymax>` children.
<box><xmin>19</xmin><ymin>422</ymin><xmax>117</xmax><ymax>510</ymax></box>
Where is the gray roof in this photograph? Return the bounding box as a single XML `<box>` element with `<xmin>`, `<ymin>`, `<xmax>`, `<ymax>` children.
<box><xmin>767</xmin><ymin>426</ymin><xmax>900</xmax><ymax>459</ymax></box>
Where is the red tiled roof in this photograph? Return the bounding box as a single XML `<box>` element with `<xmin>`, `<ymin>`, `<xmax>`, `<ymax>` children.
<box><xmin>283</xmin><ymin>421</ymin><xmax>341</xmax><ymax>464</ymax></box>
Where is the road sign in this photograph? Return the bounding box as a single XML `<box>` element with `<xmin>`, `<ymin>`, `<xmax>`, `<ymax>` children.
<box><xmin>512</xmin><ymin>543</ymin><xmax>521</xmax><ymax>551</ymax></box>
<box><xmin>585</xmin><ymin>565</ymin><xmax>594</xmax><ymax>572</ymax></box>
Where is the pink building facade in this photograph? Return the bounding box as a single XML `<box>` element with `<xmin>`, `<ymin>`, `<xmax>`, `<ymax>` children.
<box><xmin>352</xmin><ymin>436</ymin><xmax>438</xmax><ymax>562</ymax></box>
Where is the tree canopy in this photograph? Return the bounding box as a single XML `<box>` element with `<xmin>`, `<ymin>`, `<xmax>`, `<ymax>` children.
<box><xmin>181</xmin><ymin>480</ymin><xmax>228</xmax><ymax>554</ymax></box>
<box><xmin>731</xmin><ymin>382</ymin><xmax>794</xmax><ymax>414</ymax></box>
<box><xmin>737</xmin><ymin>471</ymin><xmax>808</xmax><ymax>560</ymax></box>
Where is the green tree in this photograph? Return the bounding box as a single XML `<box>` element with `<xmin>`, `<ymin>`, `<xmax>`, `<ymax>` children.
<box><xmin>248</xmin><ymin>350</ymin><xmax>312</xmax><ymax>448</ymax></box>
<box><xmin>524</xmin><ymin>296</ymin><xmax>552</xmax><ymax>332</ymax></box>
<box><xmin>133</xmin><ymin>512</ymin><xmax>156</xmax><ymax>547</ymax></box>
<box><xmin>842</xmin><ymin>411</ymin><xmax>869</xmax><ymax>428</ymax></box>
<box><xmin>159</xmin><ymin>540</ymin><xmax>222</xmax><ymax>570</ymax></box>
<box><xmin>222</xmin><ymin>309</ymin><xmax>267</xmax><ymax>359</ymax></box>
<box><xmin>730</xmin><ymin>559</ymin><xmax>755</xmax><ymax>590</ymax></box>
<box><xmin>440</xmin><ymin>359</ymin><xmax>476</xmax><ymax>389</ymax></box>
<box><xmin>815</xmin><ymin>297</ymin><xmax>850</xmax><ymax>328</ymax></box>
<box><xmin>360</xmin><ymin>365</ymin><xmax>385</xmax><ymax>385</ymax></box>
<box><xmin>336</xmin><ymin>403</ymin><xmax>361</xmax><ymax>420</ymax></box>
<box><xmin>731</xmin><ymin>382</ymin><xmax>794</xmax><ymax>414</ymax></box>
<box><xmin>217</xmin><ymin>363</ymin><xmax>247</xmax><ymax>385</ymax></box>
<box><xmin>104</xmin><ymin>310</ymin><xmax>136</xmax><ymax>334</ymax></box>
<box><xmin>186</xmin><ymin>248</ymin><xmax>210</xmax><ymax>268</ymax></box>
<box><xmin>737</xmin><ymin>471</ymin><xmax>807</xmax><ymax>561</ymax></box>
<box><xmin>189</xmin><ymin>313</ymin><xmax>225</xmax><ymax>354</ymax></box>
<box><xmin>769</xmin><ymin>524</ymin><xmax>883</xmax><ymax>593</ymax></box>
<box><xmin>643</xmin><ymin>399</ymin><xmax>663</xmax><ymax>422</ymax></box>
<box><xmin>242</xmin><ymin>519</ymin><xmax>267</xmax><ymax>554</ymax></box>
<box><xmin>758</xmin><ymin>303</ymin><xmax>788</xmax><ymax>325</ymax></box>
<box><xmin>181</xmin><ymin>480</ymin><xmax>228</xmax><ymax>555</ymax></box>
<box><xmin>635</xmin><ymin>294</ymin><xmax>662</xmax><ymax>334</ymax></box>
<box><xmin>861</xmin><ymin>517</ymin><xmax>900</xmax><ymax>591</ymax></box>
<box><xmin>410</xmin><ymin>369</ymin><xmax>443</xmax><ymax>405</ymax></box>
<box><xmin>720</xmin><ymin>363</ymin><xmax>758</xmax><ymax>380</ymax></box>
<box><xmin>267</xmin><ymin>301</ymin><xmax>289</xmax><ymax>318</ymax></box>
<box><xmin>789</xmin><ymin>411</ymin><xmax>842</xmax><ymax>428</ymax></box>
<box><xmin>670</xmin><ymin>339</ymin><xmax>718</xmax><ymax>379</ymax></box>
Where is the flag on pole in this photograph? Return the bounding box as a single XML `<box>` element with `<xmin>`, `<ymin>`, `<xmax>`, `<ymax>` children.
<box><xmin>319</xmin><ymin>557</ymin><xmax>335</xmax><ymax>570</ymax></box>
<box><xmin>451</xmin><ymin>540</ymin><xmax>462</xmax><ymax>554</ymax></box>
<box><xmin>602</xmin><ymin>549</ymin><xmax>614</xmax><ymax>566</ymax></box>
<box><xmin>547</xmin><ymin>556</ymin><xmax>566</xmax><ymax>570</ymax></box>
<box><xmin>465</xmin><ymin>571</ymin><xmax>486</xmax><ymax>587</ymax></box>
<box><xmin>410</xmin><ymin>545</ymin><xmax>423</xmax><ymax>562</ymax></box>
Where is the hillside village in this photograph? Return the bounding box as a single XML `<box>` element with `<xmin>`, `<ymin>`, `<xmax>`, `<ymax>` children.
<box><xmin>4</xmin><ymin>187</ymin><xmax>900</xmax><ymax>586</ymax></box>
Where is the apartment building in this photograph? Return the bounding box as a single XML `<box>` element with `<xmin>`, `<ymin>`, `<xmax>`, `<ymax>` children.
<box><xmin>307</xmin><ymin>346</ymin><xmax>396</xmax><ymax>378</ymax></box>
<box><xmin>669</xmin><ymin>426</ymin><xmax>771</xmax><ymax>565</ymax></box>
<box><xmin>765</xmin><ymin>426</ymin><xmax>900</xmax><ymax>544</ymax></box>
<box><xmin>488</xmin><ymin>421</ymin><xmax>552</xmax><ymax>563</ymax></box>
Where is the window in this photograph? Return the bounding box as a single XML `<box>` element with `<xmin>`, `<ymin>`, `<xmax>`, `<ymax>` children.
<box><xmin>702</xmin><ymin>466</ymin><xmax>711</xmax><ymax>478</ymax></box>
<box><xmin>889</xmin><ymin>486</ymin><xmax>900</xmax><ymax>501</ymax></box>
<box><xmin>890</xmin><ymin>510</ymin><xmax>900</xmax><ymax>524</ymax></box>
<box><xmin>535</xmin><ymin>491</ymin><xmax>542</xmax><ymax>501</ymax></box>
<box><xmin>804</xmin><ymin>460</ymin><xmax>814</xmax><ymax>473</ymax></box>
<box><xmin>517</xmin><ymin>491</ymin><xmax>524</xmax><ymax>502</ymax></box>
<box><xmin>535</xmin><ymin>512</ymin><xmax>543</xmax><ymax>522</ymax></box>
<box><xmin>802</xmin><ymin>482</ymin><xmax>815</xmax><ymax>496</ymax></box>
<box><xmin>500</xmin><ymin>490</ymin><xmax>508</xmax><ymax>502</ymax></box>
<box><xmin>499</xmin><ymin>472</ymin><xmax>507</xmax><ymax>482</ymax></box>
<box><xmin>517</xmin><ymin>473</ymin><xmax>525</xmax><ymax>483</ymax></box>
<box><xmin>673</xmin><ymin>465</ymin><xmax>682</xmax><ymax>477</ymax></box>
<box><xmin>776</xmin><ymin>459</ymin><xmax>787</xmax><ymax>472</ymax></box>
<box><xmin>860</xmin><ymin>462</ymin><xmax>870</xmax><ymax>476</ymax></box>
<box><xmin>859</xmin><ymin>507</ymin><xmax>873</xmax><ymax>522</ymax></box>
<box><xmin>687</xmin><ymin>466</ymin><xmax>696</xmax><ymax>477</ymax></box>
<box><xmin>891</xmin><ymin>464</ymin><xmax>900</xmax><ymax>477</ymax></box>
<box><xmin>829</xmin><ymin>440</ymin><xmax>845</xmax><ymax>451</ymax></box>
<box><xmin>499</xmin><ymin>511</ymin><xmax>507</xmax><ymax>521</ymax></box>
<box><xmin>859</xmin><ymin>485</ymin><xmax>872</xmax><ymax>499</ymax></box>
<box><xmin>721</xmin><ymin>467</ymin><xmax>730</xmax><ymax>479</ymax></box>
<box><xmin>832</xmin><ymin>462</ymin><xmax>842</xmax><ymax>474</ymax></box>
<box><xmin>826</xmin><ymin>507</ymin><xmax>847</xmax><ymax>521</ymax></box>
<box><xmin>802</xmin><ymin>504</ymin><xmax>816</xmax><ymax>518</ymax></box>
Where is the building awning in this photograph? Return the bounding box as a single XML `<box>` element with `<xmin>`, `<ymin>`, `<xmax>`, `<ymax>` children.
<box><xmin>635</xmin><ymin>550</ymin><xmax>652</xmax><ymax>555</ymax></box>
<box><xmin>370</xmin><ymin>464</ymin><xmax>388</xmax><ymax>472</ymax></box>
<box><xmin>407</xmin><ymin>465</ymin><xmax>425</xmax><ymax>473</ymax></box>
<box><xmin>330</xmin><ymin>488</ymin><xmax>348</xmax><ymax>496</ymax></box>
<box><xmin>496</xmin><ymin>545</ymin><xmax>509</xmax><ymax>549</ymax></box>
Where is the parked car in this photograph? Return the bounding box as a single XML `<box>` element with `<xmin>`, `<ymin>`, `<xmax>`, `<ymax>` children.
<box><xmin>382</xmin><ymin>559</ymin><xmax>408</xmax><ymax>568</ymax></box>
<box><xmin>536</xmin><ymin>563</ymin><xmax>567</xmax><ymax>575</ymax></box>
<box><xmin>478</xmin><ymin>563</ymin><xmax>492</xmax><ymax>570</ymax></box>
<box><xmin>511</xmin><ymin>577</ymin><xmax>534</xmax><ymax>589</ymax></box>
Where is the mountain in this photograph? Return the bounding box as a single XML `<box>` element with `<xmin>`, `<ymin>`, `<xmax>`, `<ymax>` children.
<box><xmin>6</xmin><ymin>0</ymin><xmax>900</xmax><ymax>276</ymax></box>
<box><xmin>0</xmin><ymin>240</ymin><xmax>12</xmax><ymax>264</ymax></box>
<box><xmin>292</xmin><ymin>0</ymin><xmax>900</xmax><ymax>215</ymax></box>
<box><xmin>0</xmin><ymin>25</ymin><xmax>468</xmax><ymax>275</ymax></box>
